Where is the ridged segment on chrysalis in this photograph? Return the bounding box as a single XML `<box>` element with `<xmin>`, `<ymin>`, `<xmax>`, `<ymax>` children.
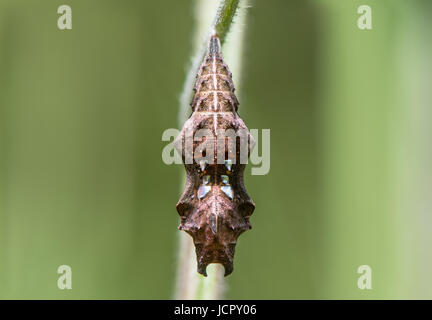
<box><xmin>175</xmin><ymin>34</ymin><xmax>255</xmax><ymax>276</ymax></box>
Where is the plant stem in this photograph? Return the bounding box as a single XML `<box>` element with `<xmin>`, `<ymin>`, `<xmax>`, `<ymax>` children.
<box><xmin>174</xmin><ymin>0</ymin><xmax>248</xmax><ymax>300</ymax></box>
<box><xmin>213</xmin><ymin>0</ymin><xmax>241</xmax><ymax>43</ymax></box>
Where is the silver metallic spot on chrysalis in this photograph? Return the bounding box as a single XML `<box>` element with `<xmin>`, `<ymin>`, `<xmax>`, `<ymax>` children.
<box><xmin>221</xmin><ymin>186</ymin><xmax>233</xmax><ymax>199</ymax></box>
<box><xmin>199</xmin><ymin>160</ymin><xmax>208</xmax><ymax>172</ymax></box>
<box><xmin>198</xmin><ymin>175</ymin><xmax>211</xmax><ymax>199</ymax></box>
<box><xmin>225</xmin><ymin>159</ymin><xmax>232</xmax><ymax>171</ymax></box>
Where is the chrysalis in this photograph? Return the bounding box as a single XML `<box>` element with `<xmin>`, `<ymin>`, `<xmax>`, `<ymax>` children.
<box><xmin>175</xmin><ymin>35</ymin><xmax>255</xmax><ymax>276</ymax></box>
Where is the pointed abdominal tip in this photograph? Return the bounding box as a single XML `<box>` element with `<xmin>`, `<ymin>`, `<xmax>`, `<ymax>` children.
<box><xmin>208</xmin><ymin>34</ymin><xmax>222</xmax><ymax>56</ymax></box>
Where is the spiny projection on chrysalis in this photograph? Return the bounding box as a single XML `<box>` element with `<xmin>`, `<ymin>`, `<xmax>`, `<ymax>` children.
<box><xmin>175</xmin><ymin>34</ymin><xmax>255</xmax><ymax>276</ymax></box>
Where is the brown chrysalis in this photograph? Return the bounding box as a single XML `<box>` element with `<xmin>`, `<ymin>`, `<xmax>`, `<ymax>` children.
<box><xmin>175</xmin><ymin>35</ymin><xmax>255</xmax><ymax>276</ymax></box>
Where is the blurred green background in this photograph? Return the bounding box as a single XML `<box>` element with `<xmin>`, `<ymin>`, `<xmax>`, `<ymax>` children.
<box><xmin>0</xmin><ymin>0</ymin><xmax>431</xmax><ymax>299</ymax></box>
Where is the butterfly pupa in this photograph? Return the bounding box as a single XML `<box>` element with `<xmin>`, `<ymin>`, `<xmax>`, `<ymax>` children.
<box><xmin>175</xmin><ymin>35</ymin><xmax>255</xmax><ymax>276</ymax></box>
